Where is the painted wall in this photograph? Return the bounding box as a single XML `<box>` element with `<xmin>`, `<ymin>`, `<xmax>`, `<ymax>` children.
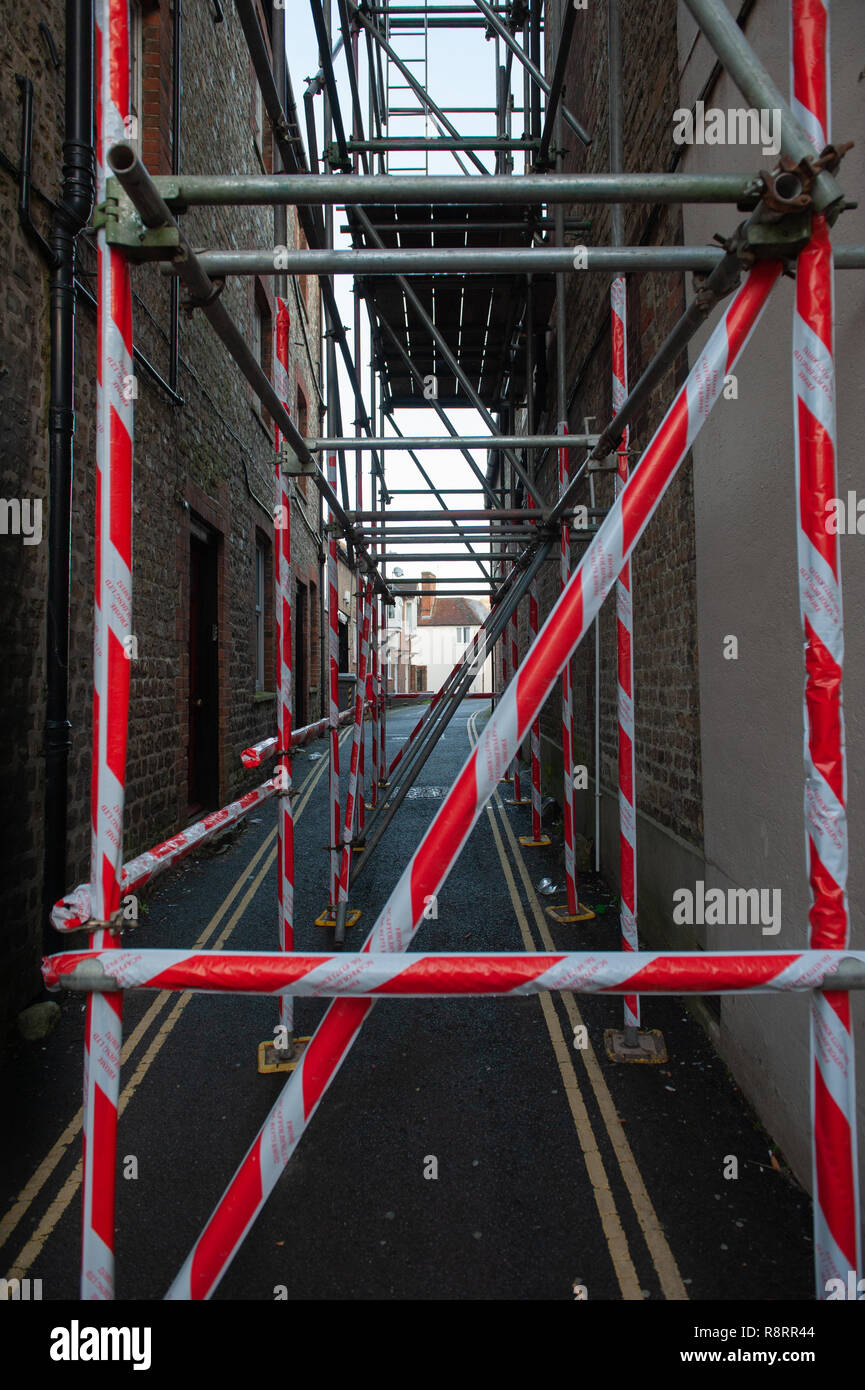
<box><xmin>677</xmin><ymin>0</ymin><xmax>865</xmax><ymax>1195</ymax></box>
<box><xmin>413</xmin><ymin>624</ymin><xmax>494</xmax><ymax>696</ymax></box>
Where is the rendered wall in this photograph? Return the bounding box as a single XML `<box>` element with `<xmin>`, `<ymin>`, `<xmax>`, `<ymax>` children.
<box><xmin>677</xmin><ymin>0</ymin><xmax>865</xmax><ymax>1196</ymax></box>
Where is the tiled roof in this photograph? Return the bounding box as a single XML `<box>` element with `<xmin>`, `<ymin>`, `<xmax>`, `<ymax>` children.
<box><xmin>418</xmin><ymin>595</ymin><xmax>489</xmax><ymax>627</ymax></box>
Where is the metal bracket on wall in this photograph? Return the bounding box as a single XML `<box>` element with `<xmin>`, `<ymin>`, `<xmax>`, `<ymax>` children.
<box><xmin>100</xmin><ymin>180</ymin><xmax>180</xmax><ymax>261</ymax></box>
<box><xmin>280</xmin><ymin>442</ymin><xmax>317</xmax><ymax>476</ymax></box>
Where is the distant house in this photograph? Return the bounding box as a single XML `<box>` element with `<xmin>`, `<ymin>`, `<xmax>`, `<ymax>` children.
<box><xmin>382</xmin><ymin>593</ymin><xmax>420</xmax><ymax>694</ymax></box>
<box><xmin>414</xmin><ymin>574</ymin><xmax>492</xmax><ymax>695</ymax></box>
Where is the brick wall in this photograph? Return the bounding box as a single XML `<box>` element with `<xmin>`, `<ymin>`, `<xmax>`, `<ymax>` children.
<box><xmin>0</xmin><ymin>0</ymin><xmax>323</xmax><ymax>1030</ymax></box>
<box><xmin>518</xmin><ymin>0</ymin><xmax>703</xmax><ymax>858</ymax></box>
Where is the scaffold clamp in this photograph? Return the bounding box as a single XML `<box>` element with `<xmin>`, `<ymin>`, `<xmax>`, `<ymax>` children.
<box><xmin>280</xmin><ymin>441</ymin><xmax>316</xmax><ymax>475</ymax></box>
<box><xmin>101</xmin><ymin>181</ymin><xmax>180</xmax><ymax>261</ymax></box>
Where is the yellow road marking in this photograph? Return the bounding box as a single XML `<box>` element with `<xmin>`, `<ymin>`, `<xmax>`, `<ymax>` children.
<box><xmin>4</xmin><ymin>838</ymin><xmax>280</xmax><ymax>1284</ymax></box>
<box><xmin>1</xmin><ymin>736</ymin><xmax>342</xmax><ymax>1269</ymax></box>
<box><xmin>469</xmin><ymin>709</ymin><xmax>688</xmax><ymax>1301</ymax></box>
<box><xmin>482</xmin><ymin>797</ymin><xmax>643</xmax><ymax>1300</ymax></box>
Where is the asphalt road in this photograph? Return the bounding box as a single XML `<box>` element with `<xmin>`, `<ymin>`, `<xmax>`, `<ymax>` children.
<box><xmin>1</xmin><ymin>699</ymin><xmax>814</xmax><ymax>1302</ymax></box>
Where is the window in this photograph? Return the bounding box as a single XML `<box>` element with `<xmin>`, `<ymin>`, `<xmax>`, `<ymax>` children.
<box><xmin>457</xmin><ymin>626</ymin><xmax>471</xmax><ymax>644</ymax></box>
<box><xmin>253</xmin><ymin>80</ymin><xmax>265</xmax><ymax>166</ymax></box>
<box><xmin>295</xmin><ymin>216</ymin><xmax>312</xmax><ymax>315</ymax></box>
<box><xmin>296</xmin><ymin>384</ymin><xmax>309</xmax><ymax>496</ymax></box>
<box><xmin>255</xmin><ymin>542</ymin><xmax>266</xmax><ymax>691</ymax></box>
<box><xmin>252</xmin><ymin>282</ymin><xmax>272</xmax><ymax>428</ymax></box>
<box><xmin>129</xmin><ymin>0</ymin><xmax>143</xmax><ymax>144</ymax></box>
<box><xmin>296</xmin><ymin>383</ymin><xmax>308</xmax><ymax>437</ymax></box>
<box><xmin>253</xmin><ymin>301</ymin><xmax>264</xmax><ymax>369</ymax></box>
<box><xmin>405</xmin><ymin>599</ymin><xmax>417</xmax><ymax>632</ymax></box>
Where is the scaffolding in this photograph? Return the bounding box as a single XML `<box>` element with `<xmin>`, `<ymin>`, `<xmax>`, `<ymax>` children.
<box><xmin>43</xmin><ymin>0</ymin><xmax>865</xmax><ymax>1301</ymax></box>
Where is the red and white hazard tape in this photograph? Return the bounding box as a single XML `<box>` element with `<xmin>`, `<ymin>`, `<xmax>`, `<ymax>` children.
<box><xmin>44</xmin><ymin>949</ymin><xmax>865</xmax><ymax>998</ymax></box>
<box><xmin>52</xmin><ymin>779</ymin><xmax>278</xmax><ymax>933</ymax></box>
<box><xmin>612</xmin><ymin>276</ymin><xmax>639</xmax><ymax>1028</ymax></box>
<box><xmin>791</xmin><ymin>0</ymin><xmax>861</xmax><ymax>1296</ymax></box>
<box><xmin>274</xmin><ymin>297</ymin><xmax>294</xmax><ymax>1036</ymax></box>
<box><xmin>527</xmin><ymin>496</ymin><xmax>543</xmax><ymax>840</ymax></box>
<box><xmin>509</xmin><ymin>595</ymin><xmax>523</xmax><ymax>798</ymax></box>
<box><xmin>378</xmin><ymin>596</ymin><xmax>387</xmax><ymax>778</ymax></box>
<box><xmin>160</xmin><ymin>262</ymin><xmax>780</xmax><ymax>1301</ymax></box>
<box><xmin>241</xmin><ymin>707</ymin><xmax>364</xmax><ymax>768</ymax></box>
<box><xmin>326</xmin><ymin>454</ymin><xmax>341</xmax><ymax>905</ymax></box>
<box><xmin>337</xmin><ymin>580</ymin><xmax>372</xmax><ymax>903</ymax></box>
<box><xmin>370</xmin><ymin>599</ymin><xmax>379</xmax><ymax>806</ymax></box>
<box><xmin>83</xmin><ymin>0</ymin><xmax>134</xmax><ymax>1301</ymax></box>
<box><xmin>558</xmin><ymin>422</ymin><xmax>579</xmax><ymax>912</ymax></box>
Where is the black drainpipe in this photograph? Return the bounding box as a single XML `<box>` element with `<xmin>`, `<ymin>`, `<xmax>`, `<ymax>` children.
<box><xmin>169</xmin><ymin>0</ymin><xmax>181</xmax><ymax>393</ymax></box>
<box><xmin>43</xmin><ymin>0</ymin><xmax>94</xmax><ymax>952</ymax></box>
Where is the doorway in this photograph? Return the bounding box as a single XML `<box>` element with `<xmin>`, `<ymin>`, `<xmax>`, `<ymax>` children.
<box><xmin>295</xmin><ymin>579</ymin><xmax>308</xmax><ymax>729</ymax></box>
<box><xmin>188</xmin><ymin>522</ymin><xmax>220</xmax><ymax>815</ymax></box>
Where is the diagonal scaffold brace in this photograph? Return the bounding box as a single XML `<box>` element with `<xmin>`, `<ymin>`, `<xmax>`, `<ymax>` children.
<box><xmin>157</xmin><ymin>262</ymin><xmax>782</xmax><ymax>1301</ymax></box>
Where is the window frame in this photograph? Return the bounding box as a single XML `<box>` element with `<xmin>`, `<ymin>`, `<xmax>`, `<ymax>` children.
<box><xmin>254</xmin><ymin>542</ymin><xmax>266</xmax><ymax>693</ymax></box>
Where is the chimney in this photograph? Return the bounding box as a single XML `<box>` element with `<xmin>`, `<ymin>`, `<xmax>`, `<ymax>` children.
<box><xmin>419</xmin><ymin>571</ymin><xmax>436</xmax><ymax>620</ymax></box>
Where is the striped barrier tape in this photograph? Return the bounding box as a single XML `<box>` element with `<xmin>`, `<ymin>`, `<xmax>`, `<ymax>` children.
<box><xmin>558</xmin><ymin>421</ymin><xmax>579</xmax><ymax>912</ymax></box>
<box><xmin>790</xmin><ymin>0</ymin><xmax>861</xmax><ymax>1296</ymax></box>
<box><xmin>83</xmin><ymin>0</ymin><xmax>134</xmax><ymax>1301</ymax></box>
<box><xmin>51</xmin><ymin>779</ymin><xmax>278</xmax><ymax>933</ymax></box>
<box><xmin>612</xmin><ymin>275</ymin><xmax>639</xmax><ymax>1028</ymax></box>
<box><xmin>44</xmin><ymin>949</ymin><xmax>865</xmax><ymax>998</ymax></box>
<box><xmin>337</xmin><ymin>579</ymin><xmax>372</xmax><ymax>902</ymax></box>
<box><xmin>160</xmin><ymin>261</ymin><xmax>780</xmax><ymax>1301</ymax></box>
<box><xmin>274</xmin><ymin>296</ymin><xmax>294</xmax><ymax>1036</ymax></box>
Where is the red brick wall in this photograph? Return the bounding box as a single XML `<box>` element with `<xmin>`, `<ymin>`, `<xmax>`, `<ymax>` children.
<box><xmin>0</xmin><ymin>0</ymin><xmax>323</xmax><ymax>1028</ymax></box>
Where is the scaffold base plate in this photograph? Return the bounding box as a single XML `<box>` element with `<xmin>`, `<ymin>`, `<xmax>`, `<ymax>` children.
<box><xmin>315</xmin><ymin>907</ymin><xmax>362</xmax><ymax>928</ymax></box>
<box><xmin>604</xmin><ymin>1028</ymin><xmax>668</xmax><ymax>1064</ymax></box>
<box><xmin>519</xmin><ymin>834</ymin><xmax>552</xmax><ymax>847</ymax></box>
<box><xmin>257</xmin><ymin>1036</ymin><xmax>311</xmax><ymax>1075</ymax></box>
<box><xmin>499</xmin><ymin>774</ymin><xmax>514</xmax><ymax>783</ymax></box>
<box><xmin>546</xmin><ymin>903</ymin><xmax>597</xmax><ymax>923</ymax></box>
<box><xmin>504</xmin><ymin>797</ymin><xmax>531</xmax><ymax>805</ymax></box>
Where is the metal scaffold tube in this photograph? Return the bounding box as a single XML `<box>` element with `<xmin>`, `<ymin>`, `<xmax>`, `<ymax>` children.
<box><xmin>522</xmin><ymin>276</ymin><xmax>548</xmax><ymax>849</ymax></box>
<box><xmin>609</xmin><ymin>0</ymin><xmax>644</xmax><ymax>1054</ymax></box>
<box><xmin>353</xmin><ymin>547</ymin><xmax>550</xmax><ymax>877</ymax></box>
<box><xmin>142</xmin><ymin>171</ymin><xmax>764</xmax><ymax>206</ymax></box>
<box><xmin>353</xmin><ymin>207</ymin><xmax>545</xmax><ymax>506</ymax></box>
<box><xmin>551</xmin><ymin>94</ymin><xmax>587</xmax><ymax>924</ymax></box>
<box><xmin>44</xmin><ymin>949</ymin><xmax>865</xmax><ymax>999</ymax></box>
<box><xmin>185</xmin><ymin>244</ymin><xmax>865</xmax><ymax>276</ymax></box>
<box><xmin>46</xmin><ymin>0</ymin><xmax>864</xmax><ymax>1310</ymax></box>
<box><xmin>105</xmin><ymin>143</ymin><xmax>393</xmax><ymax>604</ymax></box>
<box><xmin>346</xmin><ymin>0</ymin><xmax>484</xmax><ymax>175</ymax></box>
<box><xmin>81</xmin><ymin>0</ymin><xmax>132</xmax><ymax>1299</ymax></box>
<box><xmin>273</xmin><ymin>297</ymin><xmax>296</xmax><ymax>1056</ymax></box>
<box><xmin>685</xmin><ymin>0</ymin><xmax>844</xmax><ymax>214</ymax></box>
<box><xmin>469</xmin><ymin>0</ymin><xmax>591</xmax><ymax>147</ymax></box>
<box><xmin>160</xmin><ymin>264</ymin><xmax>781</xmax><ymax>1301</ymax></box>
<box><xmin>788</xmin><ymin>0</ymin><xmax>861</xmax><ymax>1299</ymax></box>
<box><xmin>379</xmin><ymin>416</ymin><xmax>491</xmax><ymax>578</ymax></box>
<box><xmin>308</xmin><ymin>433</ymin><xmax>595</xmax><ymax>451</ymax></box>
<box><xmin>371</xmin><ymin>303</ymin><xmax>502</xmax><ymax>507</ymax></box>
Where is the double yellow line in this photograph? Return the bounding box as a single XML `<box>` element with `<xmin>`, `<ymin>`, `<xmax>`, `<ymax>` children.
<box><xmin>1</xmin><ymin>738</ymin><xmax>346</xmax><ymax>1284</ymax></box>
<box><xmin>467</xmin><ymin>708</ymin><xmax>687</xmax><ymax>1302</ymax></box>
